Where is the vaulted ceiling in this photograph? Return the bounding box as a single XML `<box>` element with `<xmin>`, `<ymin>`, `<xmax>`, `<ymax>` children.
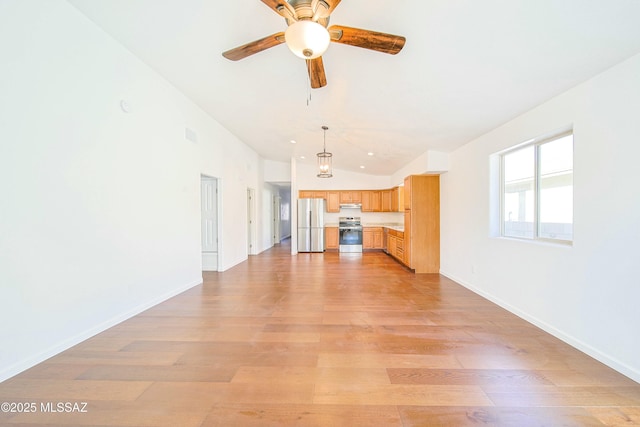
<box><xmin>68</xmin><ymin>0</ymin><xmax>640</xmax><ymax>175</ymax></box>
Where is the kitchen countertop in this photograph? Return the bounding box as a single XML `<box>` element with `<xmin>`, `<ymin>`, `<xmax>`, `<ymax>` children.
<box><xmin>363</xmin><ymin>223</ymin><xmax>404</xmax><ymax>232</ymax></box>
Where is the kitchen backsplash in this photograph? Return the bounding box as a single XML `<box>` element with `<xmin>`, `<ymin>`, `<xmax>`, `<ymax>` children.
<box><xmin>324</xmin><ymin>208</ymin><xmax>403</xmax><ymax>225</ymax></box>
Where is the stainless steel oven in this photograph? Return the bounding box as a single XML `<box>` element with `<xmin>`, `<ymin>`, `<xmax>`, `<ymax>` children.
<box><xmin>338</xmin><ymin>217</ymin><xmax>363</xmax><ymax>253</ymax></box>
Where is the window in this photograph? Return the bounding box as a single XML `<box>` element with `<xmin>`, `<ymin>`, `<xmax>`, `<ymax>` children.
<box><xmin>501</xmin><ymin>131</ymin><xmax>573</xmax><ymax>243</ymax></box>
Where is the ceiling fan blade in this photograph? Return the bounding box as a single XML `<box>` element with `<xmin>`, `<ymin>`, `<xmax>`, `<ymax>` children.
<box><xmin>328</xmin><ymin>25</ymin><xmax>406</xmax><ymax>55</ymax></box>
<box><xmin>260</xmin><ymin>0</ymin><xmax>297</xmax><ymax>20</ymax></box>
<box><xmin>222</xmin><ymin>32</ymin><xmax>285</xmax><ymax>61</ymax></box>
<box><xmin>306</xmin><ymin>57</ymin><xmax>327</xmax><ymax>89</ymax></box>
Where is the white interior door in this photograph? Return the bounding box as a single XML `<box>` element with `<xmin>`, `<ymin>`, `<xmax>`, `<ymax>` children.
<box><xmin>273</xmin><ymin>195</ymin><xmax>281</xmax><ymax>245</ymax></box>
<box><xmin>201</xmin><ymin>176</ymin><xmax>218</xmax><ymax>271</ymax></box>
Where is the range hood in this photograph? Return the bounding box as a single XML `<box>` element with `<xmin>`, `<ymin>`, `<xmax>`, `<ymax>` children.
<box><xmin>339</xmin><ymin>203</ymin><xmax>362</xmax><ymax>209</ymax></box>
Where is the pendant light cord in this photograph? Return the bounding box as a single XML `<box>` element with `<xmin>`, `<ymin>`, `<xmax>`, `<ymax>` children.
<box><xmin>322</xmin><ymin>125</ymin><xmax>328</xmax><ymax>152</ymax></box>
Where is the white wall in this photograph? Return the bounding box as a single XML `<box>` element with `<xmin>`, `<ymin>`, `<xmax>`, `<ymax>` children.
<box><xmin>263</xmin><ymin>159</ymin><xmax>291</xmax><ymax>183</ymax></box>
<box><xmin>440</xmin><ymin>53</ymin><xmax>640</xmax><ymax>382</ymax></box>
<box><xmin>0</xmin><ymin>0</ymin><xmax>264</xmax><ymax>381</ymax></box>
<box><xmin>391</xmin><ymin>150</ymin><xmax>450</xmax><ymax>186</ymax></box>
<box><xmin>296</xmin><ymin>163</ymin><xmax>393</xmax><ymax>189</ymax></box>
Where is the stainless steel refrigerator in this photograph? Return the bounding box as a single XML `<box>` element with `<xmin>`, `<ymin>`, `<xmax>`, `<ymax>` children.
<box><xmin>297</xmin><ymin>198</ymin><xmax>325</xmax><ymax>252</ymax></box>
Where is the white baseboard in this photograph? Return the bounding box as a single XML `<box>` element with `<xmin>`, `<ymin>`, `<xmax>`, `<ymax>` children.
<box><xmin>440</xmin><ymin>269</ymin><xmax>640</xmax><ymax>384</ymax></box>
<box><xmin>0</xmin><ymin>278</ymin><xmax>202</xmax><ymax>383</ymax></box>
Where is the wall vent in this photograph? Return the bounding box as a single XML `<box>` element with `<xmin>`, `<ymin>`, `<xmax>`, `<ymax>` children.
<box><xmin>185</xmin><ymin>127</ymin><xmax>198</xmax><ymax>143</ymax></box>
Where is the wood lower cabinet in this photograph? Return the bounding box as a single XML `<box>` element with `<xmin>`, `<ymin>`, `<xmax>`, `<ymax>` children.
<box><xmin>373</xmin><ymin>229</ymin><xmax>383</xmax><ymax>248</ymax></box>
<box><xmin>395</xmin><ymin>235</ymin><xmax>405</xmax><ymax>262</ymax></box>
<box><xmin>363</xmin><ymin>227</ymin><xmax>384</xmax><ymax>249</ymax></box>
<box><xmin>325</xmin><ymin>227</ymin><xmax>339</xmax><ymax>250</ymax></box>
<box><xmin>404</xmin><ymin>210</ymin><xmax>411</xmax><ymax>267</ymax></box>
<box><xmin>387</xmin><ymin>233</ymin><xmax>397</xmax><ymax>257</ymax></box>
<box><xmin>386</xmin><ymin>228</ymin><xmax>405</xmax><ymax>263</ymax></box>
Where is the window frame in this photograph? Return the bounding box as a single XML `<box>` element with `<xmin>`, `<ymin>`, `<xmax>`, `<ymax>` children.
<box><xmin>499</xmin><ymin>130</ymin><xmax>573</xmax><ymax>245</ymax></box>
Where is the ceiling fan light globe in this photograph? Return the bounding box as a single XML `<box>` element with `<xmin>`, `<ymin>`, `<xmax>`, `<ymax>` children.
<box><xmin>285</xmin><ymin>20</ymin><xmax>330</xmax><ymax>60</ymax></box>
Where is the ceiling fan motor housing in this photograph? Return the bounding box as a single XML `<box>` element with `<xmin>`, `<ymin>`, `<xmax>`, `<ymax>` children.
<box><xmin>283</xmin><ymin>0</ymin><xmax>330</xmax><ymax>27</ymax></box>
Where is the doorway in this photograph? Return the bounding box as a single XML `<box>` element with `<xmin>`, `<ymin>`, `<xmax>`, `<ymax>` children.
<box><xmin>273</xmin><ymin>195</ymin><xmax>281</xmax><ymax>245</ymax></box>
<box><xmin>201</xmin><ymin>176</ymin><xmax>218</xmax><ymax>271</ymax></box>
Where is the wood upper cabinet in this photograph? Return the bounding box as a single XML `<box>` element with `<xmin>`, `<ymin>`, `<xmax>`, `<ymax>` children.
<box><xmin>371</xmin><ymin>191</ymin><xmax>381</xmax><ymax>212</ymax></box>
<box><xmin>403</xmin><ymin>177</ymin><xmax>412</xmax><ymax>210</ymax></box>
<box><xmin>325</xmin><ymin>227</ymin><xmax>339</xmax><ymax>249</ymax></box>
<box><xmin>299</xmin><ymin>190</ymin><xmax>326</xmax><ymax>199</ymax></box>
<box><xmin>361</xmin><ymin>191</ymin><xmax>372</xmax><ymax>211</ymax></box>
<box><xmin>340</xmin><ymin>191</ymin><xmax>362</xmax><ymax>203</ymax></box>
<box><xmin>403</xmin><ymin>175</ymin><xmax>440</xmax><ymax>273</ymax></box>
<box><xmin>381</xmin><ymin>190</ymin><xmax>392</xmax><ymax>212</ymax></box>
<box><xmin>362</xmin><ymin>191</ymin><xmax>381</xmax><ymax>212</ymax></box>
<box><xmin>299</xmin><ymin>187</ymin><xmax>404</xmax><ymax>213</ymax></box>
<box><xmin>391</xmin><ymin>186</ymin><xmax>404</xmax><ymax>212</ymax></box>
<box><xmin>326</xmin><ymin>191</ymin><xmax>340</xmax><ymax>212</ymax></box>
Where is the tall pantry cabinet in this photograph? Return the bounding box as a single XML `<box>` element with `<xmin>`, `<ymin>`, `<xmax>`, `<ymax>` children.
<box><xmin>403</xmin><ymin>175</ymin><xmax>440</xmax><ymax>273</ymax></box>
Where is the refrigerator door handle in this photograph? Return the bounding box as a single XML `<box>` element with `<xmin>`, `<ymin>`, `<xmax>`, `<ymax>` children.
<box><xmin>309</xmin><ymin>211</ymin><xmax>312</xmax><ymax>247</ymax></box>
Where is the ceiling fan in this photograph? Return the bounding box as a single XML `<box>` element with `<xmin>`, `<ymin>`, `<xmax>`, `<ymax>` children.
<box><xmin>222</xmin><ymin>0</ymin><xmax>406</xmax><ymax>89</ymax></box>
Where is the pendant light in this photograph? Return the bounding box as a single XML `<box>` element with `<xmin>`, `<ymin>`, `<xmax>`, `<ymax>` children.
<box><xmin>317</xmin><ymin>125</ymin><xmax>332</xmax><ymax>178</ymax></box>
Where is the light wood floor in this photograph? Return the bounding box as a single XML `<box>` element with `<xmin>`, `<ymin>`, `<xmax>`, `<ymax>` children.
<box><xmin>1</xmin><ymin>240</ymin><xmax>639</xmax><ymax>426</ymax></box>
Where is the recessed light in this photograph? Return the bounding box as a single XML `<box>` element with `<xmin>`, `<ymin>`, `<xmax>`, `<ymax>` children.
<box><xmin>290</xmin><ymin>140</ymin><xmax>297</xmax><ymax>144</ymax></box>
<box><xmin>360</xmin><ymin>165</ymin><xmax>365</xmax><ymax>169</ymax></box>
<box><xmin>367</xmin><ymin>152</ymin><xmax>374</xmax><ymax>156</ymax></box>
<box><xmin>300</xmin><ymin>156</ymin><xmax>305</xmax><ymax>159</ymax></box>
